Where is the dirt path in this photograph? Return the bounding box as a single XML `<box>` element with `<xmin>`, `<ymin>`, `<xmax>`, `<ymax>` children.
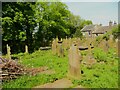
<box><xmin>33</xmin><ymin>78</ymin><xmax>73</xmax><ymax>88</ymax></box>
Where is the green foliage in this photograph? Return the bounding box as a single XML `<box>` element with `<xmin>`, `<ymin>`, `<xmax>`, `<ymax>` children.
<box><xmin>102</xmin><ymin>32</ymin><xmax>110</xmax><ymax>41</ymax></box>
<box><xmin>92</xmin><ymin>48</ymin><xmax>108</xmax><ymax>62</ymax></box>
<box><xmin>2</xmin><ymin>2</ymin><xmax>36</xmax><ymax>54</ymax></box>
<box><xmin>112</xmin><ymin>25</ymin><xmax>120</xmax><ymax>40</ymax></box>
<box><xmin>96</xmin><ymin>35</ymin><xmax>102</xmax><ymax>43</ymax></box>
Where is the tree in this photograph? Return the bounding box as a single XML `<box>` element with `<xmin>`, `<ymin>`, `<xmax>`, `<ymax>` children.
<box><xmin>2</xmin><ymin>2</ymin><xmax>36</xmax><ymax>54</ymax></box>
<box><xmin>33</xmin><ymin>2</ymin><xmax>71</xmax><ymax>48</ymax></box>
<box><xmin>2</xmin><ymin>1</ymin><xmax>93</xmax><ymax>54</ymax></box>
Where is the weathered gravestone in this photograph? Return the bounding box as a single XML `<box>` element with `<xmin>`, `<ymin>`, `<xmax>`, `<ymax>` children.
<box><xmin>99</xmin><ymin>39</ymin><xmax>109</xmax><ymax>52</ymax></box>
<box><xmin>68</xmin><ymin>43</ymin><xmax>81</xmax><ymax>79</ymax></box>
<box><xmin>57</xmin><ymin>41</ymin><xmax>64</xmax><ymax>57</ymax></box>
<box><xmin>104</xmin><ymin>40</ymin><xmax>109</xmax><ymax>52</ymax></box>
<box><xmin>25</xmin><ymin>45</ymin><xmax>28</xmax><ymax>53</ymax></box>
<box><xmin>63</xmin><ymin>36</ymin><xmax>68</xmax><ymax>50</ymax></box>
<box><xmin>85</xmin><ymin>41</ymin><xmax>96</xmax><ymax>68</ymax></box>
<box><xmin>52</xmin><ymin>39</ymin><xmax>57</xmax><ymax>55</ymax></box>
<box><xmin>76</xmin><ymin>38</ymin><xmax>81</xmax><ymax>47</ymax></box>
<box><xmin>68</xmin><ymin>38</ymin><xmax>72</xmax><ymax>49</ymax></box>
<box><xmin>108</xmin><ymin>38</ymin><xmax>114</xmax><ymax>48</ymax></box>
<box><xmin>6</xmin><ymin>44</ymin><xmax>11</xmax><ymax>60</ymax></box>
<box><xmin>117</xmin><ymin>38</ymin><xmax>120</xmax><ymax>57</ymax></box>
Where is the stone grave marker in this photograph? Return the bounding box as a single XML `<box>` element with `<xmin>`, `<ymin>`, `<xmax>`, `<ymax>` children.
<box><xmin>88</xmin><ymin>41</ymin><xmax>92</xmax><ymax>55</ymax></box>
<box><xmin>57</xmin><ymin>41</ymin><xmax>64</xmax><ymax>57</ymax></box>
<box><xmin>68</xmin><ymin>38</ymin><xmax>72</xmax><ymax>49</ymax></box>
<box><xmin>25</xmin><ymin>45</ymin><xmax>28</xmax><ymax>53</ymax></box>
<box><xmin>104</xmin><ymin>40</ymin><xmax>109</xmax><ymax>52</ymax></box>
<box><xmin>76</xmin><ymin>38</ymin><xmax>81</xmax><ymax>47</ymax></box>
<box><xmin>118</xmin><ymin>38</ymin><xmax>120</xmax><ymax>57</ymax></box>
<box><xmin>108</xmin><ymin>39</ymin><xmax>114</xmax><ymax>48</ymax></box>
<box><xmin>6</xmin><ymin>44</ymin><xmax>11</xmax><ymax>60</ymax></box>
<box><xmin>99</xmin><ymin>40</ymin><xmax>105</xmax><ymax>50</ymax></box>
<box><xmin>63</xmin><ymin>39</ymin><xmax>66</xmax><ymax>50</ymax></box>
<box><xmin>63</xmin><ymin>36</ymin><xmax>68</xmax><ymax>50</ymax></box>
<box><xmin>52</xmin><ymin>39</ymin><xmax>57</xmax><ymax>55</ymax></box>
<box><xmin>85</xmin><ymin>41</ymin><xmax>96</xmax><ymax>68</ymax></box>
<box><xmin>68</xmin><ymin>43</ymin><xmax>81</xmax><ymax>79</ymax></box>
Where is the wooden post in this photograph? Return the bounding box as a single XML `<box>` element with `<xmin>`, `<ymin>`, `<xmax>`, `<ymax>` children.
<box><xmin>25</xmin><ymin>45</ymin><xmax>28</xmax><ymax>53</ymax></box>
<box><xmin>68</xmin><ymin>43</ymin><xmax>81</xmax><ymax>79</ymax></box>
<box><xmin>6</xmin><ymin>44</ymin><xmax>11</xmax><ymax>60</ymax></box>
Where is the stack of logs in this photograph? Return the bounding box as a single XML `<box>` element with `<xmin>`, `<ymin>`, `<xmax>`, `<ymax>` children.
<box><xmin>0</xmin><ymin>57</ymin><xmax>26</xmax><ymax>81</ymax></box>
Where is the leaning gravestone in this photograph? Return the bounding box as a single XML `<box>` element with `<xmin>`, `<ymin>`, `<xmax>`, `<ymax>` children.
<box><xmin>6</xmin><ymin>44</ymin><xmax>11</xmax><ymax>60</ymax></box>
<box><xmin>68</xmin><ymin>43</ymin><xmax>81</xmax><ymax>79</ymax></box>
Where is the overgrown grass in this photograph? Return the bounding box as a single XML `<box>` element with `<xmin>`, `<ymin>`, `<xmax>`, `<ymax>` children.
<box><xmin>2</xmin><ymin>50</ymin><xmax>69</xmax><ymax>88</ymax></box>
<box><xmin>2</xmin><ymin>47</ymin><xmax>118</xmax><ymax>88</ymax></box>
<box><xmin>72</xmin><ymin>47</ymin><xmax>118</xmax><ymax>88</ymax></box>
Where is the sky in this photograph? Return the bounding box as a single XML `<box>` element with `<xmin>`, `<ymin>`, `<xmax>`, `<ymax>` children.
<box><xmin>63</xmin><ymin>0</ymin><xmax>119</xmax><ymax>26</ymax></box>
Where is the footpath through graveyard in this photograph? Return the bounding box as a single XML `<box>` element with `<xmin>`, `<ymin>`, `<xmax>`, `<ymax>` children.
<box><xmin>33</xmin><ymin>78</ymin><xmax>85</xmax><ymax>88</ymax></box>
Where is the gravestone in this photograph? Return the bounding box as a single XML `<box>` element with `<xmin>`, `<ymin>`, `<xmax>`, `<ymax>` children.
<box><xmin>52</xmin><ymin>39</ymin><xmax>57</xmax><ymax>55</ymax></box>
<box><xmin>68</xmin><ymin>38</ymin><xmax>72</xmax><ymax>49</ymax></box>
<box><xmin>76</xmin><ymin>38</ymin><xmax>81</xmax><ymax>47</ymax></box>
<box><xmin>63</xmin><ymin>36</ymin><xmax>68</xmax><ymax>50</ymax></box>
<box><xmin>85</xmin><ymin>41</ymin><xmax>96</xmax><ymax>68</ymax></box>
<box><xmin>108</xmin><ymin>39</ymin><xmax>114</xmax><ymax>48</ymax></box>
<box><xmin>6</xmin><ymin>44</ymin><xmax>11</xmax><ymax>60</ymax></box>
<box><xmin>68</xmin><ymin>43</ymin><xmax>81</xmax><ymax>79</ymax></box>
<box><xmin>57</xmin><ymin>41</ymin><xmax>64</xmax><ymax>57</ymax></box>
<box><xmin>25</xmin><ymin>45</ymin><xmax>28</xmax><ymax>53</ymax></box>
<box><xmin>88</xmin><ymin>41</ymin><xmax>92</xmax><ymax>55</ymax></box>
<box><xmin>104</xmin><ymin>40</ymin><xmax>109</xmax><ymax>52</ymax></box>
<box><xmin>99</xmin><ymin>40</ymin><xmax>105</xmax><ymax>50</ymax></box>
<box><xmin>116</xmin><ymin>38</ymin><xmax>119</xmax><ymax>57</ymax></box>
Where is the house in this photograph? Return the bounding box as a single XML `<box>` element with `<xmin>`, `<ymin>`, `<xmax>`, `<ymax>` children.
<box><xmin>81</xmin><ymin>21</ymin><xmax>117</xmax><ymax>38</ymax></box>
<box><xmin>92</xmin><ymin>21</ymin><xmax>117</xmax><ymax>37</ymax></box>
<box><xmin>81</xmin><ymin>24</ymin><xmax>95</xmax><ymax>38</ymax></box>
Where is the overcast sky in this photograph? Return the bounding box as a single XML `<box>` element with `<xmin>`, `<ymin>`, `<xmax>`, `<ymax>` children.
<box><xmin>63</xmin><ymin>0</ymin><xmax>119</xmax><ymax>26</ymax></box>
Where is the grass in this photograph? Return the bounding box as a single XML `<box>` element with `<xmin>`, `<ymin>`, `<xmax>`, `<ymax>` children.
<box><xmin>2</xmin><ymin>47</ymin><xmax>118</xmax><ymax>88</ymax></box>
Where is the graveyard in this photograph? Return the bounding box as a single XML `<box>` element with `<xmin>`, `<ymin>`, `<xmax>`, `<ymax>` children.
<box><xmin>1</xmin><ymin>2</ymin><xmax>119</xmax><ymax>89</ymax></box>
<box><xmin>1</xmin><ymin>35</ymin><xmax>119</xmax><ymax>88</ymax></box>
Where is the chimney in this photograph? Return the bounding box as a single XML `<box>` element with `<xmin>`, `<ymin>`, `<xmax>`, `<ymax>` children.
<box><xmin>99</xmin><ymin>23</ymin><xmax>102</xmax><ymax>26</ymax></box>
<box><xmin>109</xmin><ymin>21</ymin><xmax>112</xmax><ymax>27</ymax></box>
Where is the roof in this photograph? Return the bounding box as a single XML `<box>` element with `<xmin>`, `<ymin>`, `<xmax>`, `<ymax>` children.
<box><xmin>92</xmin><ymin>26</ymin><xmax>113</xmax><ymax>34</ymax></box>
<box><xmin>81</xmin><ymin>25</ymin><xmax>95</xmax><ymax>32</ymax></box>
